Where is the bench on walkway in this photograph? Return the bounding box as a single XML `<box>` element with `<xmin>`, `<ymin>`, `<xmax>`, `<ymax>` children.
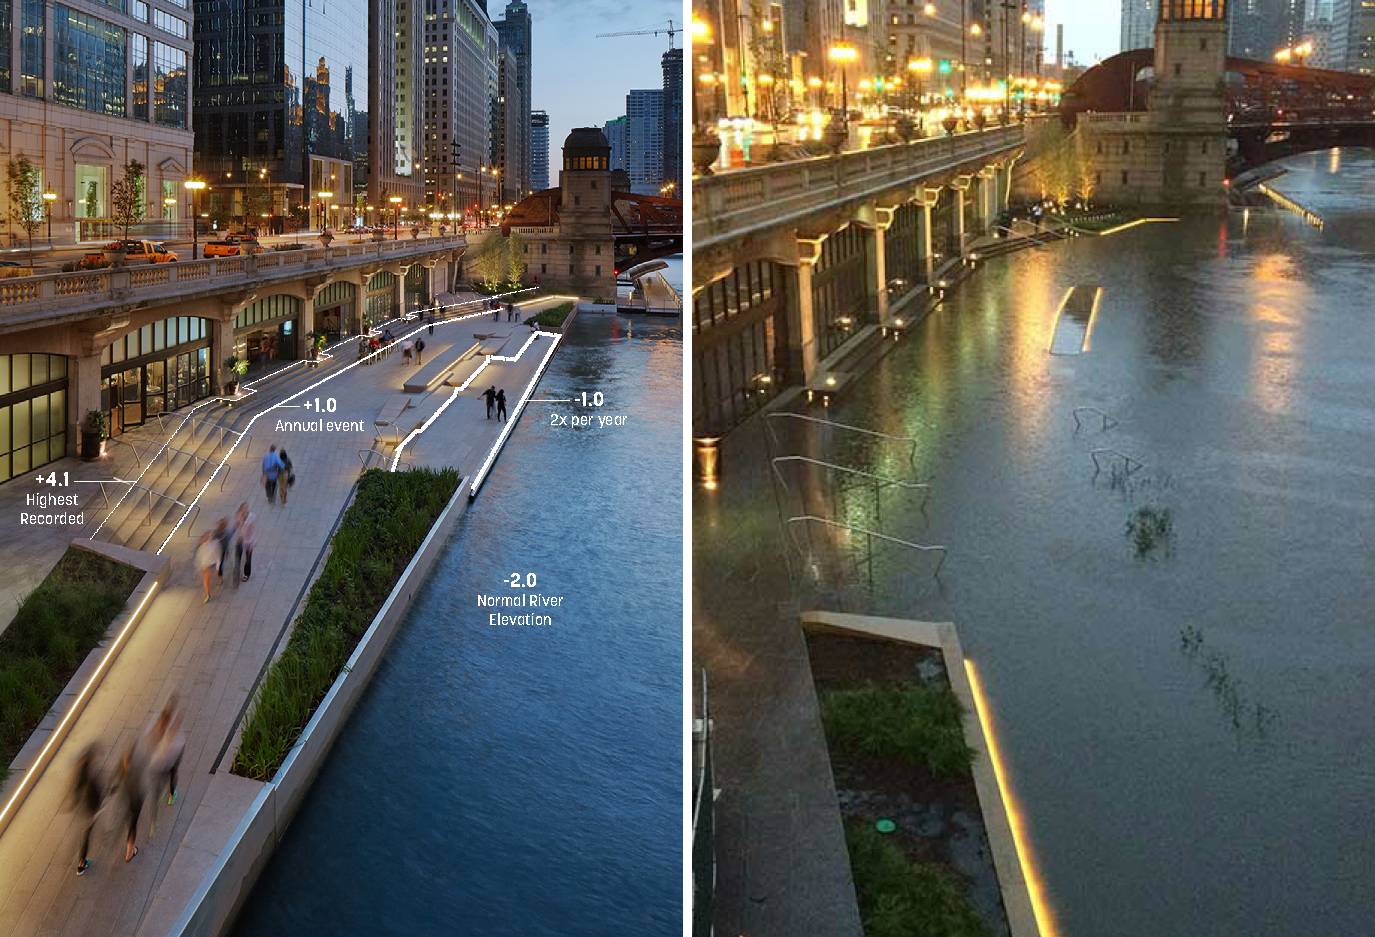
<box><xmin>402</xmin><ymin>339</ymin><xmax>479</xmax><ymax>394</ymax></box>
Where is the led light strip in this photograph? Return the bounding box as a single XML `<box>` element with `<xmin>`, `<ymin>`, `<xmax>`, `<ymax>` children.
<box><xmin>0</xmin><ymin>581</ymin><xmax>159</xmax><ymax>832</ymax></box>
<box><xmin>965</xmin><ymin>660</ymin><xmax>1059</xmax><ymax>937</ymax></box>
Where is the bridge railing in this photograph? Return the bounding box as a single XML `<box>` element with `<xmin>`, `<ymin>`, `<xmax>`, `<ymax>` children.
<box><xmin>0</xmin><ymin>233</ymin><xmax>468</xmax><ymax>326</ymax></box>
<box><xmin>694</xmin><ymin>124</ymin><xmax>1025</xmax><ymax>251</ymax></box>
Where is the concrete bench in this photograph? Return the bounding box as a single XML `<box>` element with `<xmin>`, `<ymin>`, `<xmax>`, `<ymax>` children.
<box><xmin>402</xmin><ymin>340</ymin><xmax>480</xmax><ymax>394</ymax></box>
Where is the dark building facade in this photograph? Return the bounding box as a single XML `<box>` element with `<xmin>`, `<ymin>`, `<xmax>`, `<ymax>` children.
<box><xmin>661</xmin><ymin>47</ymin><xmax>682</xmax><ymax>193</ymax></box>
<box><xmin>192</xmin><ymin>0</ymin><xmax>368</xmax><ymax>226</ymax></box>
<box><xmin>493</xmin><ymin>0</ymin><xmax>531</xmax><ymax>196</ymax></box>
<box><xmin>531</xmin><ymin>108</ymin><xmax>549</xmax><ymax>191</ymax></box>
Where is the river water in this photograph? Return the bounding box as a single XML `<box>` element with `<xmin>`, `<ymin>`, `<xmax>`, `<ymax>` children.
<box><xmin>697</xmin><ymin>149</ymin><xmax>1375</xmax><ymax>936</ymax></box>
<box><xmin>233</xmin><ymin>309</ymin><xmax>683</xmax><ymax>934</ymax></box>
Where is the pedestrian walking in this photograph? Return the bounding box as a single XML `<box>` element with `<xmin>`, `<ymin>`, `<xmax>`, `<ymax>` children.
<box><xmin>427</xmin><ymin>313</ymin><xmax>435</xmax><ymax>336</ymax></box>
<box><xmin>278</xmin><ymin>449</ymin><xmax>295</xmax><ymax>505</ymax></box>
<box><xmin>196</xmin><ymin>531</ymin><xmax>221</xmax><ymax>602</ymax></box>
<box><xmin>214</xmin><ymin>515</ymin><xmax>235</xmax><ymax>582</ymax></box>
<box><xmin>507</xmin><ymin>301</ymin><xmax>514</xmax><ymax>322</ymax></box>
<box><xmin>117</xmin><ymin>735</ymin><xmax>152</xmax><ymax>862</ymax></box>
<box><xmin>69</xmin><ymin>743</ymin><xmax>106</xmax><ymax>876</ymax></box>
<box><xmin>415</xmin><ymin>338</ymin><xmax>426</xmax><ymax>366</ymax></box>
<box><xmin>481</xmin><ymin>385</ymin><xmax>497</xmax><ymax>419</ymax></box>
<box><xmin>261</xmin><ymin>445</ymin><xmax>284</xmax><ymax>504</ymax></box>
<box><xmin>148</xmin><ymin>699</ymin><xmax>185</xmax><ymax>825</ymax></box>
<box><xmin>493</xmin><ymin>302</ymin><xmax>500</xmax><ymax>322</ymax></box>
<box><xmin>236</xmin><ymin>503</ymin><xmax>258</xmax><ymax>582</ymax></box>
<box><xmin>401</xmin><ymin>339</ymin><xmax>413</xmax><ymax>364</ymax></box>
<box><xmin>358</xmin><ymin>340</ymin><xmax>370</xmax><ymax>365</ymax></box>
<box><xmin>496</xmin><ymin>388</ymin><xmax>508</xmax><ymax>422</ymax></box>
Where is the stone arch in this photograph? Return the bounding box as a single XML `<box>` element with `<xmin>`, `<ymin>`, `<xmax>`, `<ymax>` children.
<box><xmin>69</xmin><ymin>137</ymin><xmax>116</xmax><ymax>160</ymax></box>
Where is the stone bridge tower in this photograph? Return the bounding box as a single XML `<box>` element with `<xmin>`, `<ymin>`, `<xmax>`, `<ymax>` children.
<box><xmin>1079</xmin><ymin>0</ymin><xmax>1228</xmax><ymax>208</ymax></box>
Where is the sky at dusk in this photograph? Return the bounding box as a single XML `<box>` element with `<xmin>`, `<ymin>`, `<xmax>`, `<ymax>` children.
<box><xmin>1044</xmin><ymin>0</ymin><xmax>1123</xmax><ymax>66</ymax></box>
<box><xmin>518</xmin><ymin>0</ymin><xmax>681</xmax><ymax>169</ymax></box>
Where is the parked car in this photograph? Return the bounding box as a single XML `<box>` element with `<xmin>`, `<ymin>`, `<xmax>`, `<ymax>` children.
<box><xmin>209</xmin><ymin>235</ymin><xmax>263</xmax><ymax>255</ymax></box>
<box><xmin>82</xmin><ymin>239</ymin><xmax>178</xmax><ymax>265</ymax></box>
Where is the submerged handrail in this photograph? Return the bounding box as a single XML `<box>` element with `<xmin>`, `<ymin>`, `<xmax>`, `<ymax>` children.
<box><xmin>786</xmin><ymin>514</ymin><xmax>947</xmax><ymax>578</ymax></box>
<box><xmin>765</xmin><ymin>412</ymin><xmax>919</xmax><ymax>467</ymax></box>
<box><xmin>1091</xmin><ymin>448</ymin><xmax>1145</xmax><ymax>476</ymax></box>
<box><xmin>1073</xmin><ymin>407</ymin><xmax>1119</xmax><ymax>433</ymax></box>
<box><xmin>771</xmin><ymin>454</ymin><xmax>931</xmax><ymax>513</ymax></box>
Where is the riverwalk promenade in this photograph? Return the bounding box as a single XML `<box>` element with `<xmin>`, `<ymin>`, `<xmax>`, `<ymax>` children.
<box><xmin>0</xmin><ymin>292</ymin><xmax>570</xmax><ymax>937</ymax></box>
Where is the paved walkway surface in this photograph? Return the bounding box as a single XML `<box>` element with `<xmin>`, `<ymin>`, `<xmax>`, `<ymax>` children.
<box><xmin>692</xmin><ymin>415</ymin><xmax>865</xmax><ymax>937</ymax></box>
<box><xmin>0</xmin><ymin>292</ymin><xmax>567</xmax><ymax>937</ymax></box>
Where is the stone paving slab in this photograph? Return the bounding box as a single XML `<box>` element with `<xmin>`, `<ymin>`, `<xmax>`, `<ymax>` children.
<box><xmin>0</xmin><ymin>297</ymin><xmax>567</xmax><ymax>937</ymax></box>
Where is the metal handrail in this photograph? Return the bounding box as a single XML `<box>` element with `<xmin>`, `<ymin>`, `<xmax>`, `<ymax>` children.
<box><xmin>359</xmin><ymin>449</ymin><xmax>411</xmax><ymax>473</ymax></box>
<box><xmin>765</xmin><ymin>412</ymin><xmax>919</xmax><ymax>467</ymax></box>
<box><xmin>174</xmin><ymin>412</ymin><xmax>251</xmax><ymax>456</ymax></box>
<box><xmin>771</xmin><ymin>455</ymin><xmax>931</xmax><ymax>518</ymax></box>
<box><xmin>129</xmin><ymin>439</ymin><xmax>233</xmax><ymax>490</ymax></box>
<box><xmin>1073</xmin><ymin>407</ymin><xmax>1119</xmax><ymax>433</ymax></box>
<box><xmin>93</xmin><ymin>479</ymin><xmax>201</xmax><ymax>533</ymax></box>
<box><xmin>786</xmin><ymin>514</ymin><xmax>948</xmax><ymax>578</ymax></box>
<box><xmin>1091</xmin><ymin>448</ymin><xmax>1145</xmax><ymax>476</ymax></box>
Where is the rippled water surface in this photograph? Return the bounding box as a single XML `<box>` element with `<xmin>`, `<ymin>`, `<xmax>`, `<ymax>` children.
<box><xmin>234</xmin><ymin>312</ymin><xmax>683</xmax><ymax>935</ymax></box>
<box><xmin>698</xmin><ymin>149</ymin><xmax>1375</xmax><ymax>936</ymax></box>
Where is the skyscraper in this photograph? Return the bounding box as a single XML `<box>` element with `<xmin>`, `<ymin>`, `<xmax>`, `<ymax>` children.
<box><xmin>1331</xmin><ymin>0</ymin><xmax>1375</xmax><ymax>72</ymax></box>
<box><xmin>626</xmin><ymin>89</ymin><xmax>664</xmax><ymax>196</ymax></box>
<box><xmin>531</xmin><ymin>110</ymin><xmax>550</xmax><ymax>191</ymax></box>
<box><xmin>604</xmin><ymin>116</ymin><xmax>629</xmax><ymax>173</ymax></box>
<box><xmin>494</xmin><ymin>1</ymin><xmax>532</xmax><ymax>197</ymax></box>
<box><xmin>497</xmin><ymin>46</ymin><xmax>523</xmax><ymax>205</ymax></box>
<box><xmin>421</xmin><ymin>0</ymin><xmax>498</xmax><ymax>222</ymax></box>
<box><xmin>391</xmin><ymin>0</ymin><xmax>424</xmax><ymax>204</ymax></box>
<box><xmin>1228</xmin><ymin>0</ymin><xmax>1304</xmax><ymax>59</ymax></box>
<box><xmin>661</xmin><ymin>48</ymin><xmax>683</xmax><ymax>194</ymax></box>
<box><xmin>193</xmin><ymin>0</ymin><xmax>367</xmax><ymax>227</ymax></box>
<box><xmin>1121</xmin><ymin>0</ymin><xmax>1160</xmax><ymax>51</ymax></box>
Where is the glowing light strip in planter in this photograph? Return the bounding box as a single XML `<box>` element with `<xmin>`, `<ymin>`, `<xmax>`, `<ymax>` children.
<box><xmin>965</xmin><ymin>659</ymin><xmax>1059</xmax><ymax>937</ymax></box>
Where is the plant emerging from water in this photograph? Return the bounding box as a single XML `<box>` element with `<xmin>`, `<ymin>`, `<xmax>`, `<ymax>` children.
<box><xmin>821</xmin><ymin>683</ymin><xmax>973</xmax><ymax>780</ymax></box>
<box><xmin>845</xmin><ymin>823</ymin><xmax>991</xmax><ymax>937</ymax></box>
<box><xmin>1126</xmin><ymin>505</ymin><xmax>1173</xmax><ymax>557</ymax></box>
<box><xmin>232</xmin><ymin>467</ymin><xmax>460</xmax><ymax>781</ymax></box>
<box><xmin>0</xmin><ymin>549</ymin><xmax>141</xmax><ymax>785</ymax></box>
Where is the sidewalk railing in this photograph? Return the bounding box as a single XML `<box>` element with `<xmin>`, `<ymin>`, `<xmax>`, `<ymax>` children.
<box><xmin>174</xmin><ymin>413</ymin><xmax>252</xmax><ymax>457</ymax></box>
<box><xmin>93</xmin><ymin>479</ymin><xmax>202</xmax><ymax>534</ymax></box>
<box><xmin>129</xmin><ymin>439</ymin><xmax>233</xmax><ymax>490</ymax></box>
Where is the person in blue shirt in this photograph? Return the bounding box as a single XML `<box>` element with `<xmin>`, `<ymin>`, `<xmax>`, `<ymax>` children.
<box><xmin>261</xmin><ymin>445</ymin><xmax>285</xmax><ymax>504</ymax></box>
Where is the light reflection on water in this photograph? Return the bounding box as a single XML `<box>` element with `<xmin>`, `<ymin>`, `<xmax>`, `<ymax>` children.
<box><xmin>700</xmin><ymin>148</ymin><xmax>1375</xmax><ymax>937</ymax></box>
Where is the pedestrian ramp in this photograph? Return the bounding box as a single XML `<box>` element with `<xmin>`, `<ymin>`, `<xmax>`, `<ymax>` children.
<box><xmin>1048</xmin><ymin>286</ymin><xmax>1103</xmax><ymax>355</ymax></box>
<box><xmin>402</xmin><ymin>332</ymin><xmax>516</xmax><ymax>394</ymax></box>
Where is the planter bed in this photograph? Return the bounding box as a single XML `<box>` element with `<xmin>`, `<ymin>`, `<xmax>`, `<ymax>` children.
<box><xmin>807</xmin><ymin>631</ymin><xmax>1011</xmax><ymax>937</ymax></box>
<box><xmin>231</xmin><ymin>466</ymin><xmax>460</xmax><ymax>781</ymax></box>
<box><xmin>0</xmin><ymin>547</ymin><xmax>142</xmax><ymax>785</ymax></box>
<box><xmin>526</xmin><ymin>300</ymin><xmax>574</xmax><ymax>329</ymax></box>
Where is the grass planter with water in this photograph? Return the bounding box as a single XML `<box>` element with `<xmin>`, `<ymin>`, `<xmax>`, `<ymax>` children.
<box><xmin>807</xmin><ymin>631</ymin><xmax>1007</xmax><ymax>937</ymax></box>
<box><xmin>0</xmin><ymin>548</ymin><xmax>141</xmax><ymax>785</ymax></box>
<box><xmin>232</xmin><ymin>467</ymin><xmax>460</xmax><ymax>781</ymax></box>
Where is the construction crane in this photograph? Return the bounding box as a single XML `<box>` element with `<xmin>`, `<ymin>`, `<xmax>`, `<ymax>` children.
<box><xmin>596</xmin><ymin>19</ymin><xmax>679</xmax><ymax>50</ymax></box>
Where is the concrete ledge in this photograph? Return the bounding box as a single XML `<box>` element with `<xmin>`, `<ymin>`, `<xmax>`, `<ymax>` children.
<box><xmin>402</xmin><ymin>339</ymin><xmax>480</xmax><ymax>394</ymax></box>
<box><xmin>162</xmin><ymin>477</ymin><xmax>472</xmax><ymax>937</ymax></box>
<box><xmin>0</xmin><ymin>538</ymin><xmax>169</xmax><ymax>839</ymax></box>
<box><xmin>800</xmin><ymin>610</ymin><xmax>1044</xmax><ymax>937</ymax></box>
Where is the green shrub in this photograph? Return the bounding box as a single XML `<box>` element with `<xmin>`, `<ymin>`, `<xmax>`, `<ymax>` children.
<box><xmin>0</xmin><ymin>549</ymin><xmax>141</xmax><ymax>785</ymax></box>
<box><xmin>232</xmin><ymin>467</ymin><xmax>460</xmax><ymax>781</ymax></box>
<box><xmin>846</xmin><ymin>824</ymin><xmax>991</xmax><ymax>937</ymax></box>
<box><xmin>527</xmin><ymin>301</ymin><xmax>575</xmax><ymax>329</ymax></box>
<box><xmin>821</xmin><ymin>683</ymin><xmax>973</xmax><ymax>779</ymax></box>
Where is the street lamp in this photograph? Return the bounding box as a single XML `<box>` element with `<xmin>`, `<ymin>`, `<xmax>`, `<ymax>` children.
<box><xmin>828</xmin><ymin>42</ymin><xmax>858</xmax><ymax>116</ymax></box>
<box><xmin>184</xmin><ymin>178</ymin><xmax>206</xmax><ymax>258</ymax></box>
<box><xmin>389</xmin><ymin>195</ymin><xmax>402</xmax><ymax>239</ymax></box>
<box><xmin>908</xmin><ymin>57</ymin><xmax>933</xmax><ymax>125</ymax></box>
<box><xmin>316</xmin><ymin>190</ymin><xmax>333</xmax><ymax>232</ymax></box>
<box><xmin>42</xmin><ymin>190</ymin><xmax>55</xmax><ymax>246</ymax></box>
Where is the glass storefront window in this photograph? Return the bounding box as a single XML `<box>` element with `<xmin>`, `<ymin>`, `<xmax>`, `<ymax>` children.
<box><xmin>76</xmin><ymin>164</ymin><xmax>109</xmax><ymax>220</ymax></box>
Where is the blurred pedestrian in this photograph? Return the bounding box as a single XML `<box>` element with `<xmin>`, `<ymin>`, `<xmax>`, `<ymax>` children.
<box><xmin>214</xmin><ymin>516</ymin><xmax>235</xmax><ymax>582</ymax></box>
<box><xmin>278</xmin><ymin>449</ymin><xmax>294</xmax><ymax>505</ymax></box>
<box><xmin>496</xmin><ymin>389</ymin><xmax>507</xmax><ymax>422</ymax></box>
<box><xmin>236</xmin><ymin>503</ymin><xmax>258</xmax><ymax>583</ymax></box>
<box><xmin>148</xmin><ymin>698</ymin><xmax>185</xmax><ymax>834</ymax></box>
<box><xmin>506</xmin><ymin>301</ymin><xmax>514</xmax><ymax>322</ymax></box>
<box><xmin>196</xmin><ymin>531</ymin><xmax>221</xmax><ymax>602</ymax></box>
<box><xmin>261</xmin><ymin>445</ymin><xmax>284</xmax><ymax>504</ymax></box>
<box><xmin>401</xmin><ymin>338</ymin><xmax>414</xmax><ymax>364</ymax></box>
<box><xmin>415</xmin><ymin>338</ymin><xmax>426</xmax><ymax>366</ymax></box>
<box><xmin>117</xmin><ymin>736</ymin><xmax>151</xmax><ymax>862</ymax></box>
<box><xmin>481</xmin><ymin>385</ymin><xmax>496</xmax><ymax>419</ymax></box>
<box><xmin>69</xmin><ymin>743</ymin><xmax>106</xmax><ymax>876</ymax></box>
